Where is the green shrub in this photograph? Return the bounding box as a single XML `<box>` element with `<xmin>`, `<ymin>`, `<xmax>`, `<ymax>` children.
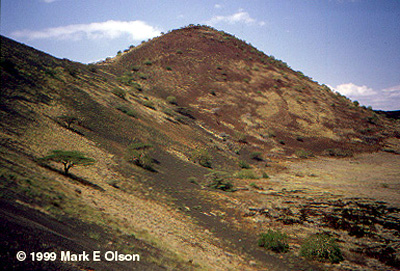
<box><xmin>323</xmin><ymin>148</ymin><xmax>353</xmax><ymax>158</ymax></box>
<box><xmin>137</xmin><ymin>73</ymin><xmax>147</xmax><ymax>80</ymax></box>
<box><xmin>300</xmin><ymin>234</ymin><xmax>343</xmax><ymax>263</ymax></box>
<box><xmin>188</xmin><ymin>177</ymin><xmax>198</xmax><ymax>185</ymax></box>
<box><xmin>234</xmin><ymin>132</ymin><xmax>247</xmax><ymax>143</ymax></box>
<box><xmin>143</xmin><ymin>100</ymin><xmax>155</xmax><ymax>110</ymax></box>
<box><xmin>258</xmin><ymin>230</ymin><xmax>289</xmax><ymax>253</ymax></box>
<box><xmin>130</xmin><ymin>82</ymin><xmax>142</xmax><ymax>91</ymax></box>
<box><xmin>176</xmin><ymin>50</ymin><xmax>183</xmax><ymax>54</ymax></box>
<box><xmin>250</xmin><ymin>151</ymin><xmax>263</xmax><ymax>161</ymax></box>
<box><xmin>249</xmin><ymin>182</ymin><xmax>262</xmax><ymax>190</ymax></box>
<box><xmin>295</xmin><ymin>149</ymin><xmax>314</xmax><ymax>158</ymax></box>
<box><xmin>143</xmin><ymin>60</ymin><xmax>152</xmax><ymax>65</ymax></box>
<box><xmin>112</xmin><ymin>88</ymin><xmax>126</xmax><ymax>99</ymax></box>
<box><xmin>118</xmin><ymin>72</ymin><xmax>136</xmax><ymax>86</ymax></box>
<box><xmin>166</xmin><ymin>66</ymin><xmax>172</xmax><ymax>71</ymax></box>
<box><xmin>238</xmin><ymin>160</ymin><xmax>251</xmax><ymax>169</ymax></box>
<box><xmin>166</xmin><ymin>96</ymin><xmax>177</xmax><ymax>105</ymax></box>
<box><xmin>206</xmin><ymin>171</ymin><xmax>235</xmax><ymax>192</ymax></box>
<box><xmin>191</xmin><ymin>149</ymin><xmax>212</xmax><ymax>168</ymax></box>
<box><xmin>262</xmin><ymin>172</ymin><xmax>269</xmax><ymax>179</ymax></box>
<box><xmin>125</xmin><ymin>142</ymin><xmax>155</xmax><ymax>171</ymax></box>
<box><xmin>132</xmin><ymin>66</ymin><xmax>140</xmax><ymax>72</ymax></box>
<box><xmin>126</xmin><ymin>109</ymin><xmax>137</xmax><ymax>118</ymax></box>
<box><xmin>235</xmin><ymin>169</ymin><xmax>258</xmax><ymax>179</ymax></box>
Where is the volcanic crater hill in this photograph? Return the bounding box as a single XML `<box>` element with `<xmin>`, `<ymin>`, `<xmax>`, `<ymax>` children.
<box><xmin>102</xmin><ymin>25</ymin><xmax>398</xmax><ymax>155</ymax></box>
<box><xmin>1</xmin><ymin>25</ymin><xmax>400</xmax><ymax>271</ymax></box>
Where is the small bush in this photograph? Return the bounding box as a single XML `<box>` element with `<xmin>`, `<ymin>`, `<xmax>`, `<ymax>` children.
<box><xmin>188</xmin><ymin>177</ymin><xmax>198</xmax><ymax>185</ymax></box>
<box><xmin>191</xmin><ymin>149</ymin><xmax>212</xmax><ymax>168</ymax></box>
<box><xmin>300</xmin><ymin>233</ymin><xmax>343</xmax><ymax>264</ymax></box>
<box><xmin>143</xmin><ymin>60</ymin><xmax>152</xmax><ymax>65</ymax></box>
<box><xmin>143</xmin><ymin>101</ymin><xmax>156</xmax><ymax>110</ymax></box>
<box><xmin>166</xmin><ymin>96</ymin><xmax>177</xmax><ymax>105</ymax></box>
<box><xmin>250</xmin><ymin>151</ymin><xmax>263</xmax><ymax>161</ymax></box>
<box><xmin>132</xmin><ymin>66</ymin><xmax>140</xmax><ymax>72</ymax></box>
<box><xmin>126</xmin><ymin>109</ymin><xmax>137</xmax><ymax>118</ymax></box>
<box><xmin>295</xmin><ymin>149</ymin><xmax>314</xmax><ymax>158</ymax></box>
<box><xmin>323</xmin><ymin>148</ymin><xmax>353</xmax><ymax>158</ymax></box>
<box><xmin>206</xmin><ymin>171</ymin><xmax>235</xmax><ymax>192</ymax></box>
<box><xmin>258</xmin><ymin>230</ymin><xmax>289</xmax><ymax>253</ymax></box>
<box><xmin>125</xmin><ymin>142</ymin><xmax>155</xmax><ymax>172</ymax></box>
<box><xmin>166</xmin><ymin>66</ymin><xmax>172</xmax><ymax>71</ymax></box>
<box><xmin>112</xmin><ymin>88</ymin><xmax>126</xmax><ymax>99</ymax></box>
<box><xmin>249</xmin><ymin>182</ymin><xmax>262</xmax><ymax>190</ymax></box>
<box><xmin>235</xmin><ymin>169</ymin><xmax>258</xmax><ymax>179</ymax></box>
<box><xmin>234</xmin><ymin>132</ymin><xmax>247</xmax><ymax>143</ymax></box>
<box><xmin>238</xmin><ymin>160</ymin><xmax>251</xmax><ymax>169</ymax></box>
<box><xmin>262</xmin><ymin>172</ymin><xmax>269</xmax><ymax>179</ymax></box>
<box><xmin>137</xmin><ymin>73</ymin><xmax>147</xmax><ymax>80</ymax></box>
<box><xmin>130</xmin><ymin>82</ymin><xmax>142</xmax><ymax>91</ymax></box>
<box><xmin>176</xmin><ymin>50</ymin><xmax>183</xmax><ymax>54</ymax></box>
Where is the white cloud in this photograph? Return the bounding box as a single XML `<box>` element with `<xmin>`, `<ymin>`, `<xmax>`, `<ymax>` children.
<box><xmin>333</xmin><ymin>83</ymin><xmax>400</xmax><ymax>110</ymax></box>
<box><xmin>382</xmin><ymin>85</ymin><xmax>400</xmax><ymax>93</ymax></box>
<box><xmin>214</xmin><ymin>4</ymin><xmax>222</xmax><ymax>9</ymax></box>
<box><xmin>11</xmin><ymin>20</ymin><xmax>161</xmax><ymax>41</ymax></box>
<box><xmin>41</xmin><ymin>0</ymin><xmax>58</xmax><ymax>3</ymax></box>
<box><xmin>206</xmin><ymin>10</ymin><xmax>262</xmax><ymax>26</ymax></box>
<box><xmin>334</xmin><ymin>83</ymin><xmax>376</xmax><ymax>96</ymax></box>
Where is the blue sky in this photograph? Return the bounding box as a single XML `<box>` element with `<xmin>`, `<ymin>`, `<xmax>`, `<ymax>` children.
<box><xmin>1</xmin><ymin>0</ymin><xmax>399</xmax><ymax>110</ymax></box>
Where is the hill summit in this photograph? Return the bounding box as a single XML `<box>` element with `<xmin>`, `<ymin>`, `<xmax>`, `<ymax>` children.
<box><xmin>100</xmin><ymin>24</ymin><xmax>397</xmax><ymax>155</ymax></box>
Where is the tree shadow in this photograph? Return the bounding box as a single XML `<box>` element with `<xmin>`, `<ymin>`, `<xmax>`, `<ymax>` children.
<box><xmin>37</xmin><ymin>161</ymin><xmax>104</xmax><ymax>192</ymax></box>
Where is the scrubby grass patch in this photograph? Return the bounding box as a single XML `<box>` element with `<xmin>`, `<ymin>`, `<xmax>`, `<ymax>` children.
<box><xmin>238</xmin><ymin>160</ymin><xmax>251</xmax><ymax>169</ymax></box>
<box><xmin>258</xmin><ymin>229</ymin><xmax>289</xmax><ymax>253</ymax></box>
<box><xmin>205</xmin><ymin>171</ymin><xmax>236</xmax><ymax>192</ymax></box>
<box><xmin>295</xmin><ymin>149</ymin><xmax>314</xmax><ymax>159</ymax></box>
<box><xmin>235</xmin><ymin>169</ymin><xmax>258</xmax><ymax>179</ymax></box>
<box><xmin>191</xmin><ymin>148</ymin><xmax>212</xmax><ymax>168</ymax></box>
<box><xmin>300</xmin><ymin>233</ymin><xmax>344</xmax><ymax>264</ymax></box>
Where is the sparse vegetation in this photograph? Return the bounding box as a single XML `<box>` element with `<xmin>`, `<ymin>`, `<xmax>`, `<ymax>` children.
<box><xmin>258</xmin><ymin>230</ymin><xmax>289</xmax><ymax>253</ymax></box>
<box><xmin>234</xmin><ymin>132</ymin><xmax>247</xmax><ymax>143</ymax></box>
<box><xmin>206</xmin><ymin>171</ymin><xmax>235</xmax><ymax>192</ymax></box>
<box><xmin>112</xmin><ymin>88</ymin><xmax>126</xmax><ymax>99</ymax></box>
<box><xmin>235</xmin><ymin>169</ymin><xmax>258</xmax><ymax>179</ymax></box>
<box><xmin>295</xmin><ymin>149</ymin><xmax>314</xmax><ymax>158</ymax></box>
<box><xmin>57</xmin><ymin>115</ymin><xmax>80</xmax><ymax>129</ymax></box>
<box><xmin>323</xmin><ymin>148</ymin><xmax>353</xmax><ymax>158</ymax></box>
<box><xmin>166</xmin><ymin>95</ymin><xmax>177</xmax><ymax>105</ymax></box>
<box><xmin>238</xmin><ymin>160</ymin><xmax>251</xmax><ymax>169</ymax></box>
<box><xmin>143</xmin><ymin>100</ymin><xmax>156</xmax><ymax>110</ymax></box>
<box><xmin>40</xmin><ymin>150</ymin><xmax>95</xmax><ymax>175</ymax></box>
<box><xmin>300</xmin><ymin>233</ymin><xmax>343</xmax><ymax>263</ymax></box>
<box><xmin>125</xmin><ymin>142</ymin><xmax>155</xmax><ymax>171</ymax></box>
<box><xmin>191</xmin><ymin>148</ymin><xmax>212</xmax><ymax>168</ymax></box>
<box><xmin>250</xmin><ymin>151</ymin><xmax>263</xmax><ymax>161</ymax></box>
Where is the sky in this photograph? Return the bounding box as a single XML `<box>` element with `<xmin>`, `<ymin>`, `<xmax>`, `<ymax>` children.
<box><xmin>1</xmin><ymin>0</ymin><xmax>399</xmax><ymax>110</ymax></box>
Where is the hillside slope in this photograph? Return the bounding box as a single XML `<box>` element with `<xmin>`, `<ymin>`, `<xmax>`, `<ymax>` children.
<box><xmin>1</xmin><ymin>25</ymin><xmax>400</xmax><ymax>270</ymax></box>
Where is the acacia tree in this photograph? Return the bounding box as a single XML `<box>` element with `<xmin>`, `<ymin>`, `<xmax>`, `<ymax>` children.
<box><xmin>41</xmin><ymin>150</ymin><xmax>95</xmax><ymax>175</ymax></box>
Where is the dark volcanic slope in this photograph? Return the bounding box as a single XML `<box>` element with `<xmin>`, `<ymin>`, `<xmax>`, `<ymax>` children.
<box><xmin>102</xmin><ymin>25</ymin><xmax>398</xmax><ymax>155</ymax></box>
